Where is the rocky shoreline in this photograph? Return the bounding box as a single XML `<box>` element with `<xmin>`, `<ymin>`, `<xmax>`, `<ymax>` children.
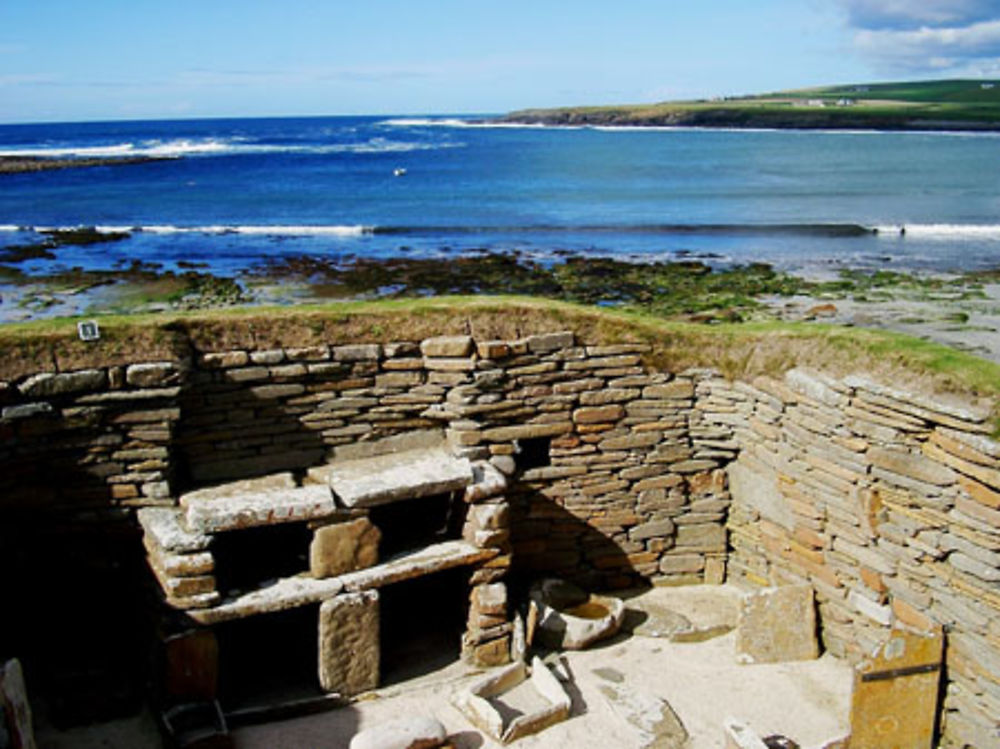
<box><xmin>499</xmin><ymin>108</ymin><xmax>1000</xmax><ymax>132</ymax></box>
<box><xmin>1</xmin><ymin>235</ymin><xmax>998</xmax><ymax>362</ymax></box>
<box><xmin>0</xmin><ymin>155</ymin><xmax>168</xmax><ymax>175</ymax></box>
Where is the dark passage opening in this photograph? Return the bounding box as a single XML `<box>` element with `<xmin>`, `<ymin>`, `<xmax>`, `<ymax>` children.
<box><xmin>516</xmin><ymin>436</ymin><xmax>551</xmax><ymax>470</ymax></box>
<box><xmin>367</xmin><ymin>492</ymin><xmax>464</xmax><ymax>558</ymax></box>
<box><xmin>211</xmin><ymin>522</ymin><xmax>312</xmax><ymax>596</ymax></box>
<box><xmin>215</xmin><ymin>604</ymin><xmax>321</xmax><ymax>710</ymax></box>
<box><xmin>0</xmin><ymin>518</ymin><xmax>151</xmax><ymax>728</ymax></box>
<box><xmin>379</xmin><ymin>566</ymin><xmax>471</xmax><ymax>685</ymax></box>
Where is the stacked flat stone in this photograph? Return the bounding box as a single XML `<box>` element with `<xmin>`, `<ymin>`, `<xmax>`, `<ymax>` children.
<box><xmin>138</xmin><ymin>506</ymin><xmax>218</xmax><ymax>609</ymax></box>
<box><xmin>448</xmin><ymin>339</ymin><xmax>732</xmax><ymax>591</ymax></box>
<box><xmin>714</xmin><ymin>367</ymin><xmax>998</xmax><ymax>747</ymax></box>
<box><xmin>1</xmin><ymin>361</ymin><xmax>182</xmax><ymax>509</ymax></box>
<box><xmin>138</xmin><ymin>471</ymin><xmax>340</xmax><ymax>610</ymax></box>
<box><xmin>7</xmin><ymin>330</ymin><xmax>1000</xmax><ymax>746</ymax></box>
<box><xmin>461</xmin><ymin>460</ymin><xmax>512</xmax><ymax>666</ymax></box>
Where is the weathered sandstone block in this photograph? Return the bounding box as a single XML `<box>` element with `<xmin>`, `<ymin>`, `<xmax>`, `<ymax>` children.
<box><xmin>573</xmin><ymin>405</ymin><xmax>624</xmax><ymax>424</ymax></box>
<box><xmin>348</xmin><ymin>716</ymin><xmax>447</xmax><ymax>749</ymax></box>
<box><xmin>126</xmin><ymin>362</ymin><xmax>180</xmax><ymax>387</ymax></box>
<box><xmin>868</xmin><ymin>447</ymin><xmax>957</xmax><ymax>486</ymax></box>
<box><xmin>329</xmin><ymin>448</ymin><xmax>472</xmax><ymax>508</ymax></box>
<box><xmin>526</xmin><ymin>331</ymin><xmax>574</xmax><ymax>353</ymax></box>
<box><xmin>319</xmin><ymin>590</ymin><xmax>379</xmax><ymax>696</ymax></box>
<box><xmin>19</xmin><ymin>369</ymin><xmax>106</xmax><ymax>397</ymax></box>
<box><xmin>736</xmin><ymin>585</ymin><xmax>818</xmax><ymax>664</ymax></box>
<box><xmin>333</xmin><ymin>344</ymin><xmax>382</xmax><ymax>361</ymax></box>
<box><xmin>420</xmin><ymin>335</ymin><xmax>473</xmax><ymax>358</ymax></box>
<box><xmin>182</xmin><ymin>476</ymin><xmax>335</xmax><ymax>533</ymax></box>
<box><xmin>644</xmin><ymin>381</ymin><xmax>695</xmax><ymax>400</ymax></box>
<box><xmin>580</xmin><ymin>388</ymin><xmax>640</xmax><ymax>406</ymax></box>
<box><xmin>849</xmin><ymin>628</ymin><xmax>943</xmax><ymax>749</ymax></box>
<box><xmin>311</xmin><ymin>517</ymin><xmax>381</xmax><ymax>578</ymax></box>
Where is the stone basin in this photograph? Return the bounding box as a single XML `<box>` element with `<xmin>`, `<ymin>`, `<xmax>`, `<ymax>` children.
<box><xmin>529</xmin><ymin>578</ymin><xmax>625</xmax><ymax>650</ymax></box>
<box><xmin>452</xmin><ymin>656</ymin><xmax>571</xmax><ymax>744</ymax></box>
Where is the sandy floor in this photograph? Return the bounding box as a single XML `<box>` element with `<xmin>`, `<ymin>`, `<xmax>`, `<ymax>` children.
<box><xmin>232</xmin><ymin>585</ymin><xmax>851</xmax><ymax>749</ymax></box>
<box><xmin>32</xmin><ymin>585</ymin><xmax>853</xmax><ymax>749</ymax></box>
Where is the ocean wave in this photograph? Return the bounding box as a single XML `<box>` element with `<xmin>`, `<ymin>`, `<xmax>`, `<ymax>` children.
<box><xmin>0</xmin><ymin>139</ymin><xmax>238</xmax><ymax>159</ymax></box>
<box><xmin>380</xmin><ymin>118</ymin><xmax>475</xmax><ymax>128</ymax></box>
<box><xmin>16</xmin><ymin>222</ymin><xmax>879</xmax><ymax>239</ymax></box>
<box><xmin>0</xmin><ymin>136</ymin><xmax>463</xmax><ymax>159</ymax></box>
<box><xmin>139</xmin><ymin>224</ymin><xmax>374</xmax><ymax>237</ymax></box>
<box><xmin>371</xmin><ymin>222</ymin><xmax>876</xmax><ymax>238</ymax></box>
<box><xmin>25</xmin><ymin>224</ymin><xmax>373</xmax><ymax>238</ymax></box>
<box><xmin>20</xmin><ymin>222</ymin><xmax>1000</xmax><ymax>242</ymax></box>
<box><xmin>874</xmin><ymin>224</ymin><xmax>1000</xmax><ymax>239</ymax></box>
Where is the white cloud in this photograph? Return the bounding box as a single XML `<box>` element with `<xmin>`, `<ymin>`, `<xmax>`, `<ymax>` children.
<box><xmin>838</xmin><ymin>1</ymin><xmax>1000</xmax><ymax>74</ymax></box>
<box><xmin>841</xmin><ymin>0</ymin><xmax>1000</xmax><ymax>30</ymax></box>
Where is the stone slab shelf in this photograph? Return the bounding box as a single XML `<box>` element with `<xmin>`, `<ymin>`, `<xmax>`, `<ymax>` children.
<box><xmin>179</xmin><ymin>473</ymin><xmax>337</xmax><ymax>533</ymax></box>
<box><xmin>188</xmin><ymin>540</ymin><xmax>497</xmax><ymax>625</ymax></box>
<box><xmin>320</xmin><ymin>447</ymin><xmax>474</xmax><ymax>508</ymax></box>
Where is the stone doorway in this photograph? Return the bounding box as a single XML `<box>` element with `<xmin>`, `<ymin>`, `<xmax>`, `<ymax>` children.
<box><xmin>378</xmin><ymin>566</ymin><xmax>474</xmax><ymax>686</ymax></box>
<box><xmin>215</xmin><ymin>604</ymin><xmax>322</xmax><ymax>711</ymax></box>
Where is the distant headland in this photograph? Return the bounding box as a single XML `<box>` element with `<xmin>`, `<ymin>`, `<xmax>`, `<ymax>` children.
<box><xmin>500</xmin><ymin>79</ymin><xmax>1000</xmax><ymax>131</ymax></box>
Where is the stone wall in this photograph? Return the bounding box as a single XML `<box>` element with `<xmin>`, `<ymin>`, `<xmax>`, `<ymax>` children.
<box><xmin>704</xmin><ymin>370</ymin><xmax>998</xmax><ymax>749</ymax></box>
<box><xmin>167</xmin><ymin>333</ymin><xmax>731</xmax><ymax>588</ymax></box>
<box><xmin>1</xmin><ymin>326</ymin><xmax>998</xmax><ymax>746</ymax></box>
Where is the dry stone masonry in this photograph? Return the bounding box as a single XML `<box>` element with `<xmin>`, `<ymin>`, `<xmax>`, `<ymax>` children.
<box><xmin>709</xmin><ymin>370</ymin><xmax>999</xmax><ymax>747</ymax></box>
<box><xmin>1</xmin><ymin>327</ymin><xmax>999</xmax><ymax>746</ymax></box>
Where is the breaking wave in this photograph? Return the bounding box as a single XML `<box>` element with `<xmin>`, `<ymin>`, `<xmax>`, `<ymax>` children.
<box><xmin>28</xmin><ymin>224</ymin><xmax>374</xmax><ymax>238</ymax></box>
<box><xmin>18</xmin><ymin>222</ymin><xmax>1000</xmax><ymax>243</ymax></box>
<box><xmin>874</xmin><ymin>224</ymin><xmax>1000</xmax><ymax>239</ymax></box>
<box><xmin>0</xmin><ymin>136</ymin><xmax>463</xmax><ymax>159</ymax></box>
<box><xmin>17</xmin><ymin>222</ymin><xmax>878</xmax><ymax>239</ymax></box>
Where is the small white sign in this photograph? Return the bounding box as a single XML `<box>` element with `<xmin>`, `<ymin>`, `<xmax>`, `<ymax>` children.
<box><xmin>77</xmin><ymin>320</ymin><xmax>100</xmax><ymax>341</ymax></box>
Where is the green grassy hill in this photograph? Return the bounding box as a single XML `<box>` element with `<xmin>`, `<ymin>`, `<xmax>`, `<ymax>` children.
<box><xmin>504</xmin><ymin>79</ymin><xmax>1000</xmax><ymax>130</ymax></box>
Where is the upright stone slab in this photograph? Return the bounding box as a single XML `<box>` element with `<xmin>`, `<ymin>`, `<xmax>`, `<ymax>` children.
<box><xmin>0</xmin><ymin>658</ymin><xmax>36</xmax><ymax>749</ymax></box>
<box><xmin>849</xmin><ymin>628</ymin><xmax>943</xmax><ymax>749</ymax></box>
<box><xmin>310</xmin><ymin>517</ymin><xmax>380</xmax><ymax>578</ymax></box>
<box><xmin>319</xmin><ymin>591</ymin><xmax>379</xmax><ymax>696</ymax></box>
<box><xmin>735</xmin><ymin>585</ymin><xmax>818</xmax><ymax>664</ymax></box>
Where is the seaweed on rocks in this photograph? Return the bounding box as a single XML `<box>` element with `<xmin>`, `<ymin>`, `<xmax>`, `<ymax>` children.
<box><xmin>0</xmin><ymin>227</ymin><xmax>131</xmax><ymax>264</ymax></box>
<box><xmin>251</xmin><ymin>251</ymin><xmax>807</xmax><ymax>321</ymax></box>
<box><xmin>252</xmin><ymin>251</ymin><xmax>562</xmax><ymax>299</ymax></box>
<box><xmin>0</xmin><ymin>155</ymin><xmax>167</xmax><ymax>174</ymax></box>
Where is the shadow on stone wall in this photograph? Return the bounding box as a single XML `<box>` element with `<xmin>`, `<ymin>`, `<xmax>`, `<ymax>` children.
<box><xmin>0</xmin><ymin>510</ymin><xmax>152</xmax><ymax>728</ymax></box>
<box><xmin>0</xmin><ymin>410</ymin><xmax>158</xmax><ymax>726</ymax></box>
<box><xmin>507</xmin><ymin>485</ymin><xmax>647</xmax><ymax>595</ymax></box>
<box><xmin>174</xmin><ymin>384</ymin><xmax>329</xmax><ymax>490</ymax></box>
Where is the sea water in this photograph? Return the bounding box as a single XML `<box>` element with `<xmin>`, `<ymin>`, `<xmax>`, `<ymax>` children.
<box><xmin>1</xmin><ymin>115</ymin><xmax>999</xmax><ymax>276</ymax></box>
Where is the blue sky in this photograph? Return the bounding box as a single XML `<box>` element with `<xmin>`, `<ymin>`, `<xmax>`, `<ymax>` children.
<box><xmin>1</xmin><ymin>0</ymin><xmax>999</xmax><ymax>123</ymax></box>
